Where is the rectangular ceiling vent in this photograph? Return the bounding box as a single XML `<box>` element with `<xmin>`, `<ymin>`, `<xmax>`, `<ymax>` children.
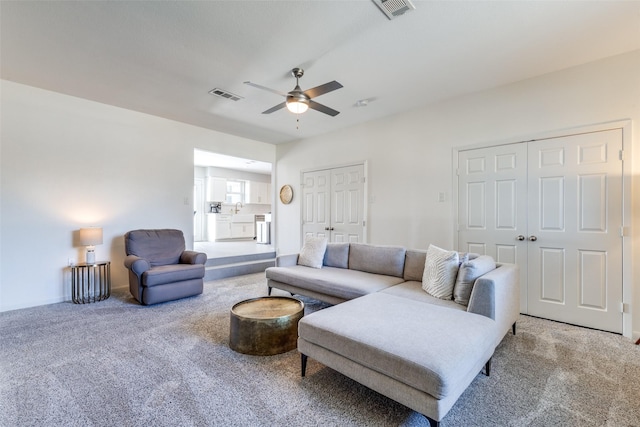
<box><xmin>208</xmin><ymin>88</ymin><xmax>243</xmax><ymax>101</ymax></box>
<box><xmin>372</xmin><ymin>0</ymin><xmax>415</xmax><ymax>20</ymax></box>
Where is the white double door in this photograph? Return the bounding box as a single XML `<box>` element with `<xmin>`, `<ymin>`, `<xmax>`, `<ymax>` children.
<box><xmin>458</xmin><ymin>129</ymin><xmax>623</xmax><ymax>333</ymax></box>
<box><xmin>301</xmin><ymin>164</ymin><xmax>365</xmax><ymax>243</ymax></box>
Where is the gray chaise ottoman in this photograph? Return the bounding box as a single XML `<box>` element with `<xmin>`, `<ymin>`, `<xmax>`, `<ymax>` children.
<box><xmin>298</xmin><ymin>292</ymin><xmax>499</xmax><ymax>426</ymax></box>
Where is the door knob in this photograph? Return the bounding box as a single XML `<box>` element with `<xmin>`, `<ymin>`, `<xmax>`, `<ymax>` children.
<box><xmin>528</xmin><ymin>235</ymin><xmax>537</xmax><ymax>241</ymax></box>
<box><xmin>516</xmin><ymin>235</ymin><xmax>525</xmax><ymax>241</ymax></box>
<box><xmin>324</xmin><ymin>227</ymin><xmax>330</xmax><ymax>231</ymax></box>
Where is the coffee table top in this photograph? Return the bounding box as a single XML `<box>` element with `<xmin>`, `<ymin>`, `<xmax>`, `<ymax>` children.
<box><xmin>231</xmin><ymin>296</ymin><xmax>304</xmax><ymax>320</ymax></box>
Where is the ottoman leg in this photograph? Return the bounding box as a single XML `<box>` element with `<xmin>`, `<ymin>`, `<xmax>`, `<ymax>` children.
<box><xmin>301</xmin><ymin>354</ymin><xmax>308</xmax><ymax>377</ymax></box>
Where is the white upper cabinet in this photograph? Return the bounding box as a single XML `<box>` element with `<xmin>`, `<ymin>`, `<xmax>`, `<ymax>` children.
<box><xmin>247</xmin><ymin>181</ymin><xmax>271</xmax><ymax>204</ymax></box>
<box><xmin>207</xmin><ymin>177</ymin><xmax>227</xmax><ymax>201</ymax></box>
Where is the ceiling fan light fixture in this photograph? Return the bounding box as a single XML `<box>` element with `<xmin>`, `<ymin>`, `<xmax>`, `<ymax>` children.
<box><xmin>286</xmin><ymin>94</ymin><xmax>309</xmax><ymax>114</ymax></box>
<box><xmin>245</xmin><ymin>68</ymin><xmax>342</xmax><ymax>117</ymax></box>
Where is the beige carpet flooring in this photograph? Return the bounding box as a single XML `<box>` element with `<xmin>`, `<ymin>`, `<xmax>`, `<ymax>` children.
<box><xmin>1</xmin><ymin>272</ymin><xmax>639</xmax><ymax>426</ymax></box>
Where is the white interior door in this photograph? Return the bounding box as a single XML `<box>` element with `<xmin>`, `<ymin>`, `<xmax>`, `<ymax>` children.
<box><xmin>457</xmin><ymin>129</ymin><xmax>624</xmax><ymax>333</ymax></box>
<box><xmin>527</xmin><ymin>129</ymin><xmax>623</xmax><ymax>332</ymax></box>
<box><xmin>301</xmin><ymin>169</ymin><xmax>331</xmax><ymax>239</ymax></box>
<box><xmin>457</xmin><ymin>143</ymin><xmax>528</xmax><ymax>311</ymax></box>
<box><xmin>302</xmin><ymin>164</ymin><xmax>366</xmax><ymax>244</ymax></box>
<box><xmin>331</xmin><ymin>164</ymin><xmax>365</xmax><ymax>243</ymax></box>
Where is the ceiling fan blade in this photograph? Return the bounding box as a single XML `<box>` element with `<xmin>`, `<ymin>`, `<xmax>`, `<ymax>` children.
<box><xmin>304</xmin><ymin>81</ymin><xmax>343</xmax><ymax>99</ymax></box>
<box><xmin>262</xmin><ymin>102</ymin><xmax>286</xmax><ymax>114</ymax></box>
<box><xmin>243</xmin><ymin>81</ymin><xmax>287</xmax><ymax>97</ymax></box>
<box><xmin>308</xmin><ymin>100</ymin><xmax>340</xmax><ymax>117</ymax></box>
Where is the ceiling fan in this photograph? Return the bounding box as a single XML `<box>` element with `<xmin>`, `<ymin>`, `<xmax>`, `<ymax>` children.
<box><xmin>244</xmin><ymin>68</ymin><xmax>343</xmax><ymax>116</ymax></box>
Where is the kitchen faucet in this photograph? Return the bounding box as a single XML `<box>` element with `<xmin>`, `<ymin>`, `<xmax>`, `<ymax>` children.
<box><xmin>235</xmin><ymin>202</ymin><xmax>243</xmax><ymax>214</ymax></box>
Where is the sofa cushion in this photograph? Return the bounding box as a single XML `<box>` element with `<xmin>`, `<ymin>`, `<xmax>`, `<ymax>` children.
<box><xmin>298</xmin><ymin>292</ymin><xmax>498</xmax><ymax>400</ymax></box>
<box><xmin>403</xmin><ymin>249</ymin><xmax>427</xmax><ymax>281</ymax></box>
<box><xmin>404</xmin><ymin>250</ymin><xmax>476</xmax><ymax>282</ymax></box>
<box><xmin>266</xmin><ymin>265</ymin><xmax>405</xmax><ymax>300</ymax></box>
<box><xmin>142</xmin><ymin>264</ymin><xmax>205</xmax><ymax>287</ymax></box>
<box><xmin>422</xmin><ymin>245</ymin><xmax>459</xmax><ymax>299</ymax></box>
<box><xmin>381</xmin><ymin>281</ymin><xmax>465</xmax><ymax>311</ymax></box>
<box><xmin>298</xmin><ymin>236</ymin><xmax>328</xmax><ymax>269</ymax></box>
<box><xmin>349</xmin><ymin>243</ymin><xmax>406</xmax><ymax>278</ymax></box>
<box><xmin>323</xmin><ymin>243</ymin><xmax>349</xmax><ymax>269</ymax></box>
<box><xmin>454</xmin><ymin>255</ymin><xmax>496</xmax><ymax>306</ymax></box>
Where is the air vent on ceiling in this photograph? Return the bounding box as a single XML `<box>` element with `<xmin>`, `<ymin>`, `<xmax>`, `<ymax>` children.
<box><xmin>372</xmin><ymin>0</ymin><xmax>415</xmax><ymax>20</ymax></box>
<box><xmin>208</xmin><ymin>88</ymin><xmax>243</xmax><ymax>101</ymax></box>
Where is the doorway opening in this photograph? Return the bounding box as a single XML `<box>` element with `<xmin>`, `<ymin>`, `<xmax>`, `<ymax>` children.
<box><xmin>193</xmin><ymin>149</ymin><xmax>274</xmax><ymax>260</ymax></box>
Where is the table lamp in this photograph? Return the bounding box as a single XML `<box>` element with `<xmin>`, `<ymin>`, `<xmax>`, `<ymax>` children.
<box><xmin>79</xmin><ymin>227</ymin><xmax>103</xmax><ymax>264</ymax></box>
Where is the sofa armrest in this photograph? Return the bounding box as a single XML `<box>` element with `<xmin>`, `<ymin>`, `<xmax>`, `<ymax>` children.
<box><xmin>181</xmin><ymin>251</ymin><xmax>207</xmax><ymax>265</ymax></box>
<box><xmin>467</xmin><ymin>263</ymin><xmax>520</xmax><ymax>336</ymax></box>
<box><xmin>276</xmin><ymin>253</ymin><xmax>299</xmax><ymax>267</ymax></box>
<box><xmin>124</xmin><ymin>255</ymin><xmax>151</xmax><ymax>276</ymax></box>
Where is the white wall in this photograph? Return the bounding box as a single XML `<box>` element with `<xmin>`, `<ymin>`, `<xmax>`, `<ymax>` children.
<box><xmin>274</xmin><ymin>50</ymin><xmax>640</xmax><ymax>339</ymax></box>
<box><xmin>0</xmin><ymin>80</ymin><xmax>275</xmax><ymax>311</ymax></box>
<box><xmin>206</xmin><ymin>167</ymin><xmax>271</xmax><ymax>184</ymax></box>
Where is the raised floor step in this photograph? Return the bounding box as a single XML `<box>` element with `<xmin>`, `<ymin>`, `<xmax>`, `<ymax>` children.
<box><xmin>205</xmin><ymin>251</ymin><xmax>275</xmax><ymax>267</ymax></box>
<box><xmin>204</xmin><ymin>252</ymin><xmax>275</xmax><ymax>281</ymax></box>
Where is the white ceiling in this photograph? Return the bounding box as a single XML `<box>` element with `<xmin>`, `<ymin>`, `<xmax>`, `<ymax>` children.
<box><xmin>194</xmin><ymin>149</ymin><xmax>272</xmax><ymax>175</ymax></box>
<box><xmin>2</xmin><ymin>1</ymin><xmax>639</xmax><ymax>145</ymax></box>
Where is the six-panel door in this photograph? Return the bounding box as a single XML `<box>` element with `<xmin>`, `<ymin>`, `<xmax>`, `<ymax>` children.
<box><xmin>458</xmin><ymin>129</ymin><xmax>623</xmax><ymax>333</ymax></box>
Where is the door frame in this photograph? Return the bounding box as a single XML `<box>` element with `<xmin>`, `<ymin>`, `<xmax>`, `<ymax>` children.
<box><xmin>452</xmin><ymin>120</ymin><xmax>633</xmax><ymax>338</ymax></box>
<box><xmin>299</xmin><ymin>160</ymin><xmax>368</xmax><ymax>246</ymax></box>
<box><xmin>193</xmin><ymin>177</ymin><xmax>206</xmax><ymax>242</ymax></box>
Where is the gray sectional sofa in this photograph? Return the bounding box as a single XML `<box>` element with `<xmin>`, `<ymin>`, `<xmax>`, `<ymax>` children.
<box><xmin>265</xmin><ymin>242</ymin><xmax>519</xmax><ymax>427</ymax></box>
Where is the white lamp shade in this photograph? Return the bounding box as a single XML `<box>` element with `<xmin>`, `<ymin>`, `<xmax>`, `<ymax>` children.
<box><xmin>79</xmin><ymin>227</ymin><xmax>103</xmax><ymax>246</ymax></box>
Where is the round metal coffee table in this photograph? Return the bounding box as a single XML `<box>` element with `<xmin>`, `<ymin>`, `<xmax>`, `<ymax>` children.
<box><xmin>229</xmin><ymin>296</ymin><xmax>304</xmax><ymax>356</ymax></box>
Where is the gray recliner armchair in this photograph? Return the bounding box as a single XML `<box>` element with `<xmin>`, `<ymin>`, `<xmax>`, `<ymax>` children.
<box><xmin>124</xmin><ymin>229</ymin><xmax>207</xmax><ymax>305</ymax></box>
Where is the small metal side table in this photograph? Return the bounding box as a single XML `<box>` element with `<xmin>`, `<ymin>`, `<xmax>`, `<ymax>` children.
<box><xmin>71</xmin><ymin>261</ymin><xmax>111</xmax><ymax>304</ymax></box>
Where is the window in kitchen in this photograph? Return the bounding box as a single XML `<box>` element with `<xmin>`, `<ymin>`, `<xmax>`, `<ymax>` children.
<box><xmin>225</xmin><ymin>180</ymin><xmax>245</xmax><ymax>204</ymax></box>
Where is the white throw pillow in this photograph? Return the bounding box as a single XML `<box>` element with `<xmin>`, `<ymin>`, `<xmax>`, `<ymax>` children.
<box><xmin>297</xmin><ymin>236</ymin><xmax>328</xmax><ymax>269</ymax></box>
<box><xmin>422</xmin><ymin>245</ymin><xmax>459</xmax><ymax>299</ymax></box>
<box><xmin>453</xmin><ymin>255</ymin><xmax>496</xmax><ymax>306</ymax></box>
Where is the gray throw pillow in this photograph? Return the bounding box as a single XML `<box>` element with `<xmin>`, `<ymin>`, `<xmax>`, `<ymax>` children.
<box><xmin>297</xmin><ymin>236</ymin><xmax>328</xmax><ymax>269</ymax></box>
<box><xmin>422</xmin><ymin>245</ymin><xmax>460</xmax><ymax>299</ymax></box>
<box><xmin>453</xmin><ymin>255</ymin><xmax>496</xmax><ymax>305</ymax></box>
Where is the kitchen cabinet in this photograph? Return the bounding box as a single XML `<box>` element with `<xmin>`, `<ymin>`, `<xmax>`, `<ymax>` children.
<box><xmin>247</xmin><ymin>181</ymin><xmax>271</xmax><ymax>204</ymax></box>
<box><xmin>231</xmin><ymin>223</ymin><xmax>254</xmax><ymax>239</ymax></box>
<box><xmin>215</xmin><ymin>214</ymin><xmax>232</xmax><ymax>240</ymax></box>
<box><xmin>207</xmin><ymin>177</ymin><xmax>227</xmax><ymax>202</ymax></box>
<box><xmin>207</xmin><ymin>214</ymin><xmax>216</xmax><ymax>241</ymax></box>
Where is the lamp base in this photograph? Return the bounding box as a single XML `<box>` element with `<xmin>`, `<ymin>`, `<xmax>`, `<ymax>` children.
<box><xmin>86</xmin><ymin>250</ymin><xmax>95</xmax><ymax>265</ymax></box>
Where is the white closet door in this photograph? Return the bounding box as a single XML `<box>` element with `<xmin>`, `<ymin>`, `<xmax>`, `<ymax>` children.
<box><xmin>527</xmin><ymin>129</ymin><xmax>623</xmax><ymax>332</ymax></box>
<box><xmin>458</xmin><ymin>143</ymin><xmax>528</xmax><ymax>312</ymax></box>
<box><xmin>301</xmin><ymin>169</ymin><xmax>331</xmax><ymax>239</ymax></box>
<box><xmin>331</xmin><ymin>164</ymin><xmax>365</xmax><ymax>243</ymax></box>
<box><xmin>457</xmin><ymin>129</ymin><xmax>623</xmax><ymax>333</ymax></box>
<box><xmin>302</xmin><ymin>164</ymin><xmax>366</xmax><ymax>244</ymax></box>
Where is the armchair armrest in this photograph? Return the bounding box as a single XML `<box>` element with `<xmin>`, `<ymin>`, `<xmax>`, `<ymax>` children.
<box><xmin>124</xmin><ymin>255</ymin><xmax>151</xmax><ymax>276</ymax></box>
<box><xmin>275</xmin><ymin>253</ymin><xmax>299</xmax><ymax>267</ymax></box>
<box><xmin>180</xmin><ymin>251</ymin><xmax>207</xmax><ymax>265</ymax></box>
